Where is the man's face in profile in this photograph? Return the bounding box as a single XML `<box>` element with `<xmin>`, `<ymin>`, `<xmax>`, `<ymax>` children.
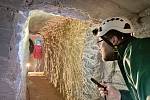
<box><xmin>97</xmin><ymin>36</ymin><xmax>118</xmax><ymax>61</ymax></box>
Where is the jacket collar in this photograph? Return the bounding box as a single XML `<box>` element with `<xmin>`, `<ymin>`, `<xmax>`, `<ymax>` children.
<box><xmin>117</xmin><ymin>37</ymin><xmax>136</xmax><ymax>59</ymax></box>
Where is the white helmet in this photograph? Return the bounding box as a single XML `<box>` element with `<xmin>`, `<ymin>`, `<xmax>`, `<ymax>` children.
<box><xmin>96</xmin><ymin>17</ymin><xmax>134</xmax><ymax>37</ymax></box>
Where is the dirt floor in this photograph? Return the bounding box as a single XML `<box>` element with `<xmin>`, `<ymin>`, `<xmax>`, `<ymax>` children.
<box><xmin>26</xmin><ymin>72</ymin><xmax>65</xmax><ymax>100</ymax></box>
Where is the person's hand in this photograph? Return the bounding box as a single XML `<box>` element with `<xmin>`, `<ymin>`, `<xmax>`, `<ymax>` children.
<box><xmin>98</xmin><ymin>83</ymin><xmax>121</xmax><ymax>100</ymax></box>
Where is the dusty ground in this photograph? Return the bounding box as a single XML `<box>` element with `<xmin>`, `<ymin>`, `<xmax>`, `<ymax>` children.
<box><xmin>27</xmin><ymin>72</ymin><xmax>65</xmax><ymax>100</ymax></box>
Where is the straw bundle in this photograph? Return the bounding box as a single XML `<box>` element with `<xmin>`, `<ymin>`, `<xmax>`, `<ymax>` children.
<box><xmin>40</xmin><ymin>15</ymin><xmax>89</xmax><ymax>100</ymax></box>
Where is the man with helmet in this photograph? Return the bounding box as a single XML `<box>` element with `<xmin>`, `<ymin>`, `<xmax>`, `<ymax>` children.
<box><xmin>93</xmin><ymin>17</ymin><xmax>150</xmax><ymax>100</ymax></box>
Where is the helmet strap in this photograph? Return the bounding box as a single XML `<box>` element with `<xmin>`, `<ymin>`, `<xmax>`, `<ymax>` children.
<box><xmin>101</xmin><ymin>36</ymin><xmax>121</xmax><ymax>59</ymax></box>
<box><xmin>101</xmin><ymin>36</ymin><xmax>114</xmax><ymax>47</ymax></box>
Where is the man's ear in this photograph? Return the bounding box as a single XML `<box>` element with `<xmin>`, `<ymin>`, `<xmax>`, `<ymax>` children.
<box><xmin>111</xmin><ymin>36</ymin><xmax>120</xmax><ymax>45</ymax></box>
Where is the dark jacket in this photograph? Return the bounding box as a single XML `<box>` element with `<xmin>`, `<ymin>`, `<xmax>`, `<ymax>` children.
<box><xmin>118</xmin><ymin>37</ymin><xmax>150</xmax><ymax>100</ymax></box>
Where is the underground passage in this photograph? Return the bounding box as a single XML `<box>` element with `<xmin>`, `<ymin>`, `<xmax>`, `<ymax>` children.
<box><xmin>1</xmin><ymin>0</ymin><xmax>150</xmax><ymax>100</ymax></box>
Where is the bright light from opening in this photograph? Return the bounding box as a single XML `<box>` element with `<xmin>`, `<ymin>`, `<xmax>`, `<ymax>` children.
<box><xmin>26</xmin><ymin>63</ymin><xmax>31</xmax><ymax>70</ymax></box>
<box><xmin>26</xmin><ymin>63</ymin><xmax>31</xmax><ymax>67</ymax></box>
<box><xmin>26</xmin><ymin>63</ymin><xmax>31</xmax><ymax>71</ymax></box>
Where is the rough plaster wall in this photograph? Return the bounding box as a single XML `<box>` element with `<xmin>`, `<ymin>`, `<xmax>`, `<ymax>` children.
<box><xmin>82</xmin><ymin>28</ymin><xmax>101</xmax><ymax>100</ymax></box>
<box><xmin>131</xmin><ymin>8</ymin><xmax>150</xmax><ymax>38</ymax></box>
<box><xmin>17</xmin><ymin>11</ymin><xmax>30</xmax><ymax>100</ymax></box>
<box><xmin>0</xmin><ymin>6</ymin><xmax>18</xmax><ymax>100</ymax></box>
<box><xmin>0</xmin><ymin>0</ymin><xmax>24</xmax><ymax>9</ymax></box>
<box><xmin>0</xmin><ymin>1</ymin><xmax>29</xmax><ymax>100</ymax></box>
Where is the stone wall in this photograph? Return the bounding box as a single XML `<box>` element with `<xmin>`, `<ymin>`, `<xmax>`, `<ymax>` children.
<box><xmin>0</xmin><ymin>2</ymin><xmax>29</xmax><ymax>100</ymax></box>
<box><xmin>0</xmin><ymin>5</ymin><xmax>20</xmax><ymax>100</ymax></box>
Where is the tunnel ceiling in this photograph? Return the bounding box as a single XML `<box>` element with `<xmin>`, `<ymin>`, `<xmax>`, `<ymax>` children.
<box><xmin>61</xmin><ymin>0</ymin><xmax>150</xmax><ymax>19</ymax></box>
<box><xmin>1</xmin><ymin>0</ymin><xmax>150</xmax><ymax>20</ymax></box>
<box><xmin>27</xmin><ymin>0</ymin><xmax>150</xmax><ymax>32</ymax></box>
